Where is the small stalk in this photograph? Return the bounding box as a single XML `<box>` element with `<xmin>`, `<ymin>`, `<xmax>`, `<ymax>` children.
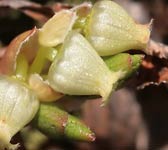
<box><xmin>33</xmin><ymin>103</ymin><xmax>95</xmax><ymax>142</ymax></box>
<box><xmin>29</xmin><ymin>47</ymin><xmax>46</xmax><ymax>74</ymax></box>
<box><xmin>29</xmin><ymin>46</ymin><xmax>57</xmax><ymax>74</ymax></box>
<box><xmin>15</xmin><ymin>54</ymin><xmax>28</xmax><ymax>81</ymax></box>
<box><xmin>104</xmin><ymin>53</ymin><xmax>143</xmax><ymax>87</ymax></box>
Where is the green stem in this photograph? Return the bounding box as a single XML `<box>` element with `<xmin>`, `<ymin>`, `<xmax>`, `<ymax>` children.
<box><xmin>15</xmin><ymin>54</ymin><xmax>28</xmax><ymax>81</ymax></box>
<box><xmin>104</xmin><ymin>53</ymin><xmax>143</xmax><ymax>78</ymax></box>
<box><xmin>29</xmin><ymin>46</ymin><xmax>57</xmax><ymax>74</ymax></box>
<box><xmin>103</xmin><ymin>53</ymin><xmax>143</xmax><ymax>85</ymax></box>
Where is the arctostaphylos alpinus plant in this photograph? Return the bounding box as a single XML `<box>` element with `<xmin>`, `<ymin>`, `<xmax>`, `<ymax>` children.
<box><xmin>0</xmin><ymin>0</ymin><xmax>151</xmax><ymax>149</ymax></box>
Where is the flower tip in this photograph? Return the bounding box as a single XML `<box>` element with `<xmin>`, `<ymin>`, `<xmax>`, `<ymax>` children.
<box><xmin>148</xmin><ymin>19</ymin><xmax>154</xmax><ymax>32</ymax></box>
<box><xmin>141</xmin><ymin>19</ymin><xmax>153</xmax><ymax>45</ymax></box>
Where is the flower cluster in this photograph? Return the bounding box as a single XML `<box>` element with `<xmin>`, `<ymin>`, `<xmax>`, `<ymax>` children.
<box><xmin>0</xmin><ymin>1</ymin><xmax>150</xmax><ymax>149</ymax></box>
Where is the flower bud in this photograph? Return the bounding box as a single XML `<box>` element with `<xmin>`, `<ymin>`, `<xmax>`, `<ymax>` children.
<box><xmin>0</xmin><ymin>76</ymin><xmax>39</xmax><ymax>149</ymax></box>
<box><xmin>48</xmin><ymin>31</ymin><xmax>120</xmax><ymax>105</ymax></box>
<box><xmin>34</xmin><ymin>103</ymin><xmax>95</xmax><ymax>142</ymax></box>
<box><xmin>84</xmin><ymin>0</ymin><xmax>151</xmax><ymax>56</ymax></box>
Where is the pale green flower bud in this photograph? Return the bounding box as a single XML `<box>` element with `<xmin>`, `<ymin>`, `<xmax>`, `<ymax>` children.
<box><xmin>48</xmin><ymin>31</ymin><xmax>120</xmax><ymax>105</ymax></box>
<box><xmin>84</xmin><ymin>0</ymin><xmax>151</xmax><ymax>56</ymax></box>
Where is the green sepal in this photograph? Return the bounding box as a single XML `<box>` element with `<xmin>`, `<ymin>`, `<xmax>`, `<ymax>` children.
<box><xmin>104</xmin><ymin>53</ymin><xmax>143</xmax><ymax>86</ymax></box>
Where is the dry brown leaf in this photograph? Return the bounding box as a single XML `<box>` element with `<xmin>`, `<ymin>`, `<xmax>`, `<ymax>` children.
<box><xmin>137</xmin><ymin>55</ymin><xmax>168</xmax><ymax>89</ymax></box>
<box><xmin>0</xmin><ymin>0</ymin><xmax>92</xmax><ymax>23</ymax></box>
<box><xmin>0</xmin><ymin>0</ymin><xmax>54</xmax><ymax>22</ymax></box>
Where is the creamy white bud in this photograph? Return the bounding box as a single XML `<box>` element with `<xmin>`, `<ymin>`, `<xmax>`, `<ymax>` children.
<box><xmin>85</xmin><ymin>0</ymin><xmax>151</xmax><ymax>56</ymax></box>
<box><xmin>0</xmin><ymin>76</ymin><xmax>39</xmax><ymax>149</ymax></box>
<box><xmin>48</xmin><ymin>31</ymin><xmax>120</xmax><ymax>105</ymax></box>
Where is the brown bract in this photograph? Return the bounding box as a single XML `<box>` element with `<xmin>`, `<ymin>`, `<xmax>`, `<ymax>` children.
<box><xmin>0</xmin><ymin>27</ymin><xmax>39</xmax><ymax>75</ymax></box>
